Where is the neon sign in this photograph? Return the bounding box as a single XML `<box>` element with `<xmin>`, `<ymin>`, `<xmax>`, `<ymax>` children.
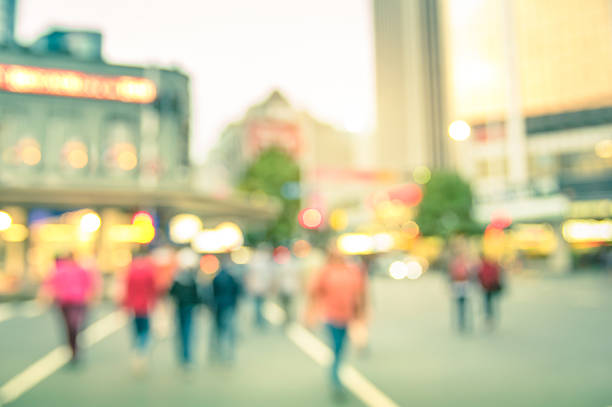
<box><xmin>0</xmin><ymin>63</ymin><xmax>157</xmax><ymax>103</ymax></box>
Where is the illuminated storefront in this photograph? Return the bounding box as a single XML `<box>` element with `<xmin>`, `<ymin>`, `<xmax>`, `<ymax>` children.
<box><xmin>0</xmin><ymin>32</ymin><xmax>275</xmax><ymax>293</ymax></box>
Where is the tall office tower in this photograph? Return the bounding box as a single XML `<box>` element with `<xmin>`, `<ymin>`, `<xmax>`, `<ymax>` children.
<box><xmin>0</xmin><ymin>0</ymin><xmax>16</xmax><ymax>47</ymax></box>
<box><xmin>373</xmin><ymin>0</ymin><xmax>448</xmax><ymax>173</ymax></box>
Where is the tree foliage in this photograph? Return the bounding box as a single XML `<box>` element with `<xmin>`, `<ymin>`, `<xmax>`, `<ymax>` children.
<box><xmin>238</xmin><ymin>147</ymin><xmax>300</xmax><ymax>245</ymax></box>
<box><xmin>415</xmin><ymin>170</ymin><xmax>480</xmax><ymax>237</ymax></box>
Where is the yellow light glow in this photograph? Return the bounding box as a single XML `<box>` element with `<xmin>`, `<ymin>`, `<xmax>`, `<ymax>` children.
<box><xmin>192</xmin><ymin>230</ymin><xmax>226</xmax><ymax>253</ymax></box>
<box><xmin>116</xmin><ymin>150</ymin><xmax>138</xmax><ymax>171</ymax></box>
<box><xmin>405</xmin><ymin>260</ymin><xmax>423</xmax><ymax>280</ymax></box>
<box><xmin>337</xmin><ymin>233</ymin><xmax>374</xmax><ymax>255</ymax></box>
<box><xmin>562</xmin><ymin>219</ymin><xmax>612</xmax><ymax>243</ymax></box>
<box><xmin>80</xmin><ymin>212</ymin><xmax>101</xmax><ymax>233</ymax></box>
<box><xmin>0</xmin><ymin>63</ymin><xmax>157</xmax><ymax>103</ymax></box>
<box><xmin>231</xmin><ymin>246</ymin><xmax>252</xmax><ymax>265</ymax></box>
<box><xmin>36</xmin><ymin>224</ymin><xmax>75</xmax><ymax>243</ymax></box>
<box><xmin>329</xmin><ymin>209</ymin><xmax>348</xmax><ymax>231</ymax></box>
<box><xmin>372</xmin><ymin>233</ymin><xmax>394</xmax><ymax>252</ymax></box>
<box><xmin>389</xmin><ymin>261</ymin><xmax>408</xmax><ymax>280</ymax></box>
<box><xmin>67</xmin><ymin>147</ymin><xmax>88</xmax><ymax>169</ymax></box>
<box><xmin>21</xmin><ymin>145</ymin><xmax>41</xmax><ymax>166</ymax></box>
<box><xmin>169</xmin><ymin>214</ymin><xmax>202</xmax><ymax>244</ymax></box>
<box><xmin>109</xmin><ymin>223</ymin><xmax>155</xmax><ymax>244</ymax></box>
<box><xmin>448</xmin><ymin>120</ymin><xmax>471</xmax><ymax>141</ymax></box>
<box><xmin>403</xmin><ymin>221</ymin><xmax>420</xmax><ymax>239</ymax></box>
<box><xmin>2</xmin><ymin>224</ymin><xmax>29</xmax><ymax>242</ymax></box>
<box><xmin>216</xmin><ymin>222</ymin><xmax>244</xmax><ymax>251</ymax></box>
<box><xmin>595</xmin><ymin>140</ymin><xmax>612</xmax><ymax>159</ymax></box>
<box><xmin>0</xmin><ymin>210</ymin><xmax>12</xmax><ymax>231</ymax></box>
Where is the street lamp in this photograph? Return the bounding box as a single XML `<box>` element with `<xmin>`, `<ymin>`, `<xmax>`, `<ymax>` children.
<box><xmin>448</xmin><ymin>120</ymin><xmax>471</xmax><ymax>141</ymax></box>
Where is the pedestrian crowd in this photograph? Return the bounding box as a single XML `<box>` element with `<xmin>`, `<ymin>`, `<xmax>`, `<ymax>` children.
<box><xmin>39</xmin><ymin>237</ymin><xmax>505</xmax><ymax>397</ymax></box>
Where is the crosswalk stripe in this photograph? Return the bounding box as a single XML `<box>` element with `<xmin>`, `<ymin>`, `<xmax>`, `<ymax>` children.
<box><xmin>263</xmin><ymin>302</ymin><xmax>400</xmax><ymax>407</ymax></box>
<box><xmin>0</xmin><ymin>310</ymin><xmax>126</xmax><ymax>405</ymax></box>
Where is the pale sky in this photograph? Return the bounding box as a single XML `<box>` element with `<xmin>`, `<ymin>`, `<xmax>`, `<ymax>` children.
<box><xmin>16</xmin><ymin>0</ymin><xmax>376</xmax><ymax>164</ymax></box>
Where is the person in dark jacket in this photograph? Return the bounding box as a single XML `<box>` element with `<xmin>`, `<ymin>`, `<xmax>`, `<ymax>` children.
<box><xmin>210</xmin><ymin>254</ymin><xmax>242</xmax><ymax>363</ymax></box>
<box><xmin>169</xmin><ymin>248</ymin><xmax>201</xmax><ymax>367</ymax></box>
<box><xmin>478</xmin><ymin>253</ymin><xmax>503</xmax><ymax>329</ymax></box>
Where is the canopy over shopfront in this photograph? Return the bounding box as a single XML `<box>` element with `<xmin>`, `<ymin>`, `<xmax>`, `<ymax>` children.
<box><xmin>0</xmin><ymin>186</ymin><xmax>278</xmax><ymax>221</ymax></box>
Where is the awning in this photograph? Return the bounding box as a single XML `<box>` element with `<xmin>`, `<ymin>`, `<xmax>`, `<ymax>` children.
<box><xmin>0</xmin><ymin>186</ymin><xmax>279</xmax><ymax>222</ymax></box>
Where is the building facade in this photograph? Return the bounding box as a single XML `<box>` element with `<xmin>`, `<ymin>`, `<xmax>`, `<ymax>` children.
<box><xmin>443</xmin><ymin>0</ymin><xmax>612</xmax><ymax>269</ymax></box>
<box><xmin>373</xmin><ymin>0</ymin><xmax>449</xmax><ymax>172</ymax></box>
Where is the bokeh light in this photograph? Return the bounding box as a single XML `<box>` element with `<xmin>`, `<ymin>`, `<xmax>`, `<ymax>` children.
<box><xmin>389</xmin><ymin>261</ymin><xmax>408</xmax><ymax>280</ymax></box>
<box><xmin>413</xmin><ymin>166</ymin><xmax>432</xmax><ymax>184</ymax></box>
<box><xmin>200</xmin><ymin>254</ymin><xmax>220</xmax><ymax>274</ymax></box>
<box><xmin>273</xmin><ymin>246</ymin><xmax>291</xmax><ymax>265</ymax></box>
<box><xmin>231</xmin><ymin>246</ymin><xmax>252</xmax><ymax>265</ymax></box>
<box><xmin>79</xmin><ymin>212</ymin><xmax>101</xmax><ymax>233</ymax></box>
<box><xmin>2</xmin><ymin>224</ymin><xmax>29</xmax><ymax>242</ymax></box>
<box><xmin>0</xmin><ymin>210</ymin><xmax>12</xmax><ymax>231</ymax></box>
<box><xmin>19</xmin><ymin>138</ymin><xmax>41</xmax><ymax>166</ymax></box>
<box><xmin>64</xmin><ymin>141</ymin><xmax>89</xmax><ymax>169</ymax></box>
<box><xmin>337</xmin><ymin>233</ymin><xmax>374</xmax><ymax>255</ymax></box>
<box><xmin>595</xmin><ymin>139</ymin><xmax>612</xmax><ymax>158</ymax></box>
<box><xmin>169</xmin><ymin>214</ymin><xmax>202</xmax><ymax>244</ymax></box>
<box><xmin>292</xmin><ymin>239</ymin><xmax>312</xmax><ymax>258</ymax></box>
<box><xmin>448</xmin><ymin>120</ymin><xmax>471</xmax><ymax>141</ymax></box>
<box><xmin>329</xmin><ymin>209</ymin><xmax>348</xmax><ymax>231</ymax></box>
<box><xmin>298</xmin><ymin>208</ymin><xmax>323</xmax><ymax>229</ymax></box>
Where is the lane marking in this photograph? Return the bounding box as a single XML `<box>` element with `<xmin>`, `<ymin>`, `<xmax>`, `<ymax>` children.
<box><xmin>0</xmin><ymin>310</ymin><xmax>127</xmax><ymax>405</ymax></box>
<box><xmin>0</xmin><ymin>304</ymin><xmax>15</xmax><ymax>324</ymax></box>
<box><xmin>0</xmin><ymin>301</ymin><xmax>48</xmax><ymax>325</ymax></box>
<box><xmin>263</xmin><ymin>302</ymin><xmax>399</xmax><ymax>407</ymax></box>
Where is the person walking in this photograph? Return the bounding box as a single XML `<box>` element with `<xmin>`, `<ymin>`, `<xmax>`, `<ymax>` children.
<box><xmin>210</xmin><ymin>254</ymin><xmax>242</xmax><ymax>363</ymax></box>
<box><xmin>275</xmin><ymin>253</ymin><xmax>300</xmax><ymax>325</ymax></box>
<box><xmin>247</xmin><ymin>245</ymin><xmax>272</xmax><ymax>329</ymax></box>
<box><xmin>478</xmin><ymin>253</ymin><xmax>503</xmax><ymax>329</ymax></box>
<box><xmin>42</xmin><ymin>253</ymin><xmax>98</xmax><ymax>364</ymax></box>
<box><xmin>169</xmin><ymin>248</ymin><xmax>201</xmax><ymax>367</ymax></box>
<box><xmin>308</xmin><ymin>246</ymin><xmax>365</xmax><ymax>394</ymax></box>
<box><xmin>449</xmin><ymin>249</ymin><xmax>472</xmax><ymax>333</ymax></box>
<box><xmin>123</xmin><ymin>249</ymin><xmax>158</xmax><ymax>372</ymax></box>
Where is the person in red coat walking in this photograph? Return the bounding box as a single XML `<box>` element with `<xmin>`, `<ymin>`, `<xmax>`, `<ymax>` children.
<box><xmin>43</xmin><ymin>253</ymin><xmax>99</xmax><ymax>363</ymax></box>
<box><xmin>478</xmin><ymin>254</ymin><xmax>503</xmax><ymax>329</ymax></box>
<box><xmin>123</xmin><ymin>250</ymin><xmax>158</xmax><ymax>361</ymax></box>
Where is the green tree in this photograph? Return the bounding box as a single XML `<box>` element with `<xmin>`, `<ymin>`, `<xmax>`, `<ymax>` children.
<box><xmin>239</xmin><ymin>147</ymin><xmax>300</xmax><ymax>245</ymax></box>
<box><xmin>415</xmin><ymin>170</ymin><xmax>480</xmax><ymax>237</ymax></box>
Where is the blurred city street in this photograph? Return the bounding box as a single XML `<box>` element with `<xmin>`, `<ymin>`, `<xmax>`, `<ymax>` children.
<box><xmin>1</xmin><ymin>271</ymin><xmax>611</xmax><ymax>407</ymax></box>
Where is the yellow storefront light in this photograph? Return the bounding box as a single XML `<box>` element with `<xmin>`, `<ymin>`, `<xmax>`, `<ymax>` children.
<box><xmin>80</xmin><ymin>212</ymin><xmax>102</xmax><ymax>234</ymax></box>
<box><xmin>562</xmin><ymin>219</ymin><xmax>612</xmax><ymax>243</ymax></box>
<box><xmin>0</xmin><ymin>210</ymin><xmax>12</xmax><ymax>231</ymax></box>
<box><xmin>329</xmin><ymin>209</ymin><xmax>348</xmax><ymax>231</ymax></box>
<box><xmin>2</xmin><ymin>224</ymin><xmax>29</xmax><ymax>242</ymax></box>
<box><xmin>337</xmin><ymin>233</ymin><xmax>374</xmax><ymax>255</ymax></box>
<box><xmin>169</xmin><ymin>214</ymin><xmax>202</xmax><ymax>244</ymax></box>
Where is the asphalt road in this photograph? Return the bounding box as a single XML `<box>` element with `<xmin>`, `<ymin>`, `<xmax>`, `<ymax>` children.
<box><xmin>0</xmin><ymin>271</ymin><xmax>611</xmax><ymax>407</ymax></box>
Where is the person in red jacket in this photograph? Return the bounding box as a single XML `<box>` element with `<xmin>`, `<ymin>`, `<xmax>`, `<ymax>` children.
<box><xmin>123</xmin><ymin>250</ymin><xmax>158</xmax><ymax>362</ymax></box>
<box><xmin>478</xmin><ymin>254</ymin><xmax>503</xmax><ymax>328</ymax></box>
<box><xmin>42</xmin><ymin>253</ymin><xmax>99</xmax><ymax>363</ymax></box>
<box><xmin>308</xmin><ymin>246</ymin><xmax>365</xmax><ymax>394</ymax></box>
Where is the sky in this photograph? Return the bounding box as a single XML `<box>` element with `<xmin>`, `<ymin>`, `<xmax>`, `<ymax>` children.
<box><xmin>16</xmin><ymin>0</ymin><xmax>376</xmax><ymax>164</ymax></box>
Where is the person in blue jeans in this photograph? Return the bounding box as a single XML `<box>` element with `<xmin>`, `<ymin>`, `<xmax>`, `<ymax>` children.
<box><xmin>169</xmin><ymin>251</ymin><xmax>201</xmax><ymax>367</ymax></box>
<box><xmin>210</xmin><ymin>256</ymin><xmax>242</xmax><ymax>363</ymax></box>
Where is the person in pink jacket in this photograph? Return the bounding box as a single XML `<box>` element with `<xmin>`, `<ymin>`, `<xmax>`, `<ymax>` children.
<box><xmin>43</xmin><ymin>253</ymin><xmax>99</xmax><ymax>363</ymax></box>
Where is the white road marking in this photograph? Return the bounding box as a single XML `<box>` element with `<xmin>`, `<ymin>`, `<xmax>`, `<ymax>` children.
<box><xmin>0</xmin><ymin>310</ymin><xmax>127</xmax><ymax>405</ymax></box>
<box><xmin>0</xmin><ymin>301</ymin><xmax>48</xmax><ymax>325</ymax></box>
<box><xmin>263</xmin><ymin>302</ymin><xmax>399</xmax><ymax>407</ymax></box>
<box><xmin>0</xmin><ymin>304</ymin><xmax>15</xmax><ymax>324</ymax></box>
